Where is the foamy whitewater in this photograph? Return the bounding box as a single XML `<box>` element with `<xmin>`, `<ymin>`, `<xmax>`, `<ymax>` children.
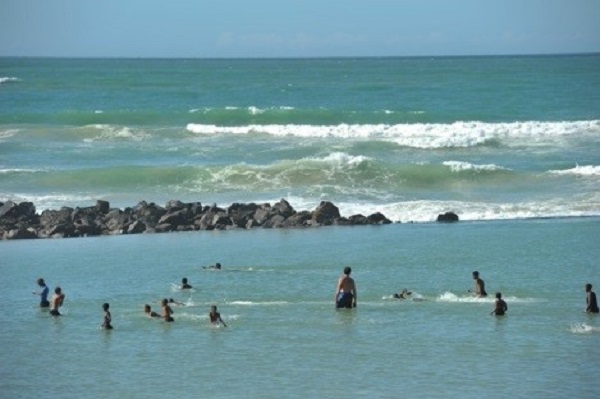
<box><xmin>1</xmin><ymin>55</ymin><xmax>600</xmax><ymax>398</ymax></box>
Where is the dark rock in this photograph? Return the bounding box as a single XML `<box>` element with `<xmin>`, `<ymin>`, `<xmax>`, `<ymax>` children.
<box><xmin>272</xmin><ymin>198</ymin><xmax>295</xmax><ymax>218</ymax></box>
<box><xmin>47</xmin><ymin>223</ymin><xmax>76</xmax><ymax>238</ymax></box>
<box><xmin>283</xmin><ymin>211</ymin><xmax>312</xmax><ymax>227</ymax></box>
<box><xmin>127</xmin><ymin>220</ymin><xmax>147</xmax><ymax>234</ymax></box>
<box><xmin>40</xmin><ymin>208</ymin><xmax>73</xmax><ymax>227</ymax></box>
<box><xmin>158</xmin><ymin>210</ymin><xmax>187</xmax><ymax>227</ymax></box>
<box><xmin>73</xmin><ymin>218</ymin><xmax>101</xmax><ymax>236</ymax></box>
<box><xmin>104</xmin><ymin>209</ymin><xmax>131</xmax><ymax>232</ymax></box>
<box><xmin>348</xmin><ymin>214</ymin><xmax>368</xmax><ymax>225</ymax></box>
<box><xmin>366</xmin><ymin>212</ymin><xmax>392</xmax><ymax>225</ymax></box>
<box><xmin>0</xmin><ymin>198</ymin><xmax>394</xmax><ymax>240</ymax></box>
<box><xmin>253</xmin><ymin>205</ymin><xmax>272</xmax><ymax>226</ymax></box>
<box><xmin>262</xmin><ymin>214</ymin><xmax>285</xmax><ymax>228</ymax></box>
<box><xmin>154</xmin><ymin>223</ymin><xmax>175</xmax><ymax>233</ymax></box>
<box><xmin>4</xmin><ymin>227</ymin><xmax>38</xmax><ymax>240</ymax></box>
<box><xmin>0</xmin><ymin>201</ymin><xmax>19</xmax><ymax>219</ymax></box>
<box><xmin>312</xmin><ymin>201</ymin><xmax>340</xmax><ymax>225</ymax></box>
<box><xmin>437</xmin><ymin>212</ymin><xmax>459</xmax><ymax>223</ymax></box>
<box><xmin>134</xmin><ymin>202</ymin><xmax>166</xmax><ymax>227</ymax></box>
<box><xmin>95</xmin><ymin>200</ymin><xmax>110</xmax><ymax>214</ymax></box>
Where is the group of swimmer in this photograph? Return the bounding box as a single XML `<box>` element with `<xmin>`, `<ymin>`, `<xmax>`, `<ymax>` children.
<box><xmin>33</xmin><ymin>273</ymin><xmax>227</xmax><ymax>330</ymax></box>
<box><xmin>33</xmin><ymin>278</ymin><xmax>65</xmax><ymax>316</ymax></box>
<box><xmin>334</xmin><ymin>267</ymin><xmax>599</xmax><ymax>316</ymax></box>
<box><xmin>34</xmin><ymin>265</ymin><xmax>599</xmax><ymax>329</ymax></box>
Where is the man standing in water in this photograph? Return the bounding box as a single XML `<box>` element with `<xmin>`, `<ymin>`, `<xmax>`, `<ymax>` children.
<box><xmin>472</xmin><ymin>271</ymin><xmax>487</xmax><ymax>297</ymax></box>
<box><xmin>585</xmin><ymin>283</ymin><xmax>599</xmax><ymax>313</ymax></box>
<box><xmin>335</xmin><ymin>266</ymin><xmax>357</xmax><ymax>309</ymax></box>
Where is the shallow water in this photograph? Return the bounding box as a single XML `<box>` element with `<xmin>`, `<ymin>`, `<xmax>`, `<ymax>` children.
<box><xmin>2</xmin><ymin>218</ymin><xmax>599</xmax><ymax>398</ymax></box>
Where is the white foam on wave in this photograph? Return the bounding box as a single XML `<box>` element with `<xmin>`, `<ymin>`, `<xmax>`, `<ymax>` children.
<box><xmin>548</xmin><ymin>164</ymin><xmax>600</xmax><ymax>177</ymax></box>
<box><xmin>0</xmin><ymin>129</ymin><xmax>19</xmax><ymax>140</ymax></box>
<box><xmin>327</xmin><ymin>193</ymin><xmax>600</xmax><ymax>223</ymax></box>
<box><xmin>186</xmin><ymin>120</ymin><xmax>600</xmax><ymax>148</ymax></box>
<box><xmin>436</xmin><ymin>292</ymin><xmax>542</xmax><ymax>304</ymax></box>
<box><xmin>0</xmin><ymin>77</ymin><xmax>20</xmax><ymax>84</ymax></box>
<box><xmin>83</xmin><ymin>124</ymin><xmax>151</xmax><ymax>142</ymax></box>
<box><xmin>569</xmin><ymin>323</ymin><xmax>600</xmax><ymax>334</ymax></box>
<box><xmin>228</xmin><ymin>301</ymin><xmax>289</xmax><ymax>306</ymax></box>
<box><xmin>188</xmin><ymin>106</ymin><xmax>295</xmax><ymax>114</ymax></box>
<box><xmin>0</xmin><ymin>193</ymin><xmax>100</xmax><ymax>212</ymax></box>
<box><xmin>437</xmin><ymin>292</ymin><xmax>491</xmax><ymax>303</ymax></box>
<box><xmin>0</xmin><ymin>168</ymin><xmax>46</xmax><ymax>174</ymax></box>
<box><xmin>305</xmin><ymin>152</ymin><xmax>371</xmax><ymax>167</ymax></box>
<box><xmin>443</xmin><ymin>161</ymin><xmax>510</xmax><ymax>173</ymax></box>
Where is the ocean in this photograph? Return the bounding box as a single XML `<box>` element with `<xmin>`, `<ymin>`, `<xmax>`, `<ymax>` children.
<box><xmin>1</xmin><ymin>55</ymin><xmax>600</xmax><ymax>398</ymax></box>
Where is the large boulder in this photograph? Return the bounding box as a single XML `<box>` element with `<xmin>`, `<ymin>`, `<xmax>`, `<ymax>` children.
<box><xmin>312</xmin><ymin>201</ymin><xmax>340</xmax><ymax>225</ymax></box>
<box><xmin>95</xmin><ymin>200</ymin><xmax>110</xmax><ymax>214</ymax></box>
<box><xmin>366</xmin><ymin>212</ymin><xmax>392</xmax><ymax>225</ymax></box>
<box><xmin>437</xmin><ymin>212</ymin><xmax>459</xmax><ymax>223</ymax></box>
<box><xmin>3</xmin><ymin>227</ymin><xmax>38</xmax><ymax>240</ymax></box>
<box><xmin>40</xmin><ymin>208</ymin><xmax>73</xmax><ymax>227</ymax></box>
<box><xmin>271</xmin><ymin>198</ymin><xmax>295</xmax><ymax>218</ymax></box>
<box><xmin>134</xmin><ymin>202</ymin><xmax>166</xmax><ymax>227</ymax></box>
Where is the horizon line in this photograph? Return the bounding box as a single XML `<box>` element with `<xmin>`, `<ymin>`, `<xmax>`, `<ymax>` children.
<box><xmin>1</xmin><ymin>51</ymin><xmax>599</xmax><ymax>61</ymax></box>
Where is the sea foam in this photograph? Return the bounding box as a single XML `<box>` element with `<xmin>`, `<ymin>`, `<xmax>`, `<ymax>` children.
<box><xmin>0</xmin><ymin>77</ymin><xmax>20</xmax><ymax>84</ymax></box>
<box><xmin>186</xmin><ymin>120</ymin><xmax>600</xmax><ymax>149</ymax></box>
<box><xmin>548</xmin><ymin>164</ymin><xmax>600</xmax><ymax>177</ymax></box>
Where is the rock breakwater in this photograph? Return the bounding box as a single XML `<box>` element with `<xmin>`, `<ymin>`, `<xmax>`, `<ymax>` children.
<box><xmin>0</xmin><ymin>199</ymin><xmax>398</xmax><ymax>240</ymax></box>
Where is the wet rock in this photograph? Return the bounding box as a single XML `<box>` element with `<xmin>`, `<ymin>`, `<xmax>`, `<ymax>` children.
<box><xmin>437</xmin><ymin>212</ymin><xmax>459</xmax><ymax>222</ymax></box>
<box><xmin>0</xmin><ymin>198</ymin><xmax>395</xmax><ymax>240</ymax></box>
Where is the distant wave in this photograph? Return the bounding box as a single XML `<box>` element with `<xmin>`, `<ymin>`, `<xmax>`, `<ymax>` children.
<box><xmin>0</xmin><ymin>77</ymin><xmax>20</xmax><ymax>84</ymax></box>
<box><xmin>0</xmin><ymin>168</ymin><xmax>47</xmax><ymax>175</ymax></box>
<box><xmin>443</xmin><ymin>161</ymin><xmax>510</xmax><ymax>173</ymax></box>
<box><xmin>186</xmin><ymin>120</ymin><xmax>600</xmax><ymax>149</ymax></box>
<box><xmin>548</xmin><ymin>164</ymin><xmax>600</xmax><ymax>177</ymax></box>
<box><xmin>189</xmin><ymin>106</ymin><xmax>296</xmax><ymax>114</ymax></box>
<box><xmin>0</xmin><ymin>128</ymin><xmax>19</xmax><ymax>141</ymax></box>
<box><xmin>82</xmin><ymin>124</ymin><xmax>151</xmax><ymax>142</ymax></box>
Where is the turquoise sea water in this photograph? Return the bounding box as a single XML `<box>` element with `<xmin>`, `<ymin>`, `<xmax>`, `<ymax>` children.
<box><xmin>2</xmin><ymin>218</ymin><xmax>600</xmax><ymax>398</ymax></box>
<box><xmin>1</xmin><ymin>55</ymin><xmax>599</xmax><ymax>220</ymax></box>
<box><xmin>1</xmin><ymin>55</ymin><xmax>600</xmax><ymax>398</ymax></box>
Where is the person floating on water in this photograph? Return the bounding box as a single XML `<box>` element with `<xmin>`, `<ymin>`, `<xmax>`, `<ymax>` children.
<box><xmin>490</xmin><ymin>292</ymin><xmax>508</xmax><ymax>316</ymax></box>
<box><xmin>471</xmin><ymin>271</ymin><xmax>487</xmax><ymax>297</ymax></box>
<box><xmin>393</xmin><ymin>288</ymin><xmax>412</xmax><ymax>299</ymax></box>
<box><xmin>33</xmin><ymin>278</ymin><xmax>50</xmax><ymax>308</ymax></box>
<box><xmin>585</xmin><ymin>283</ymin><xmax>599</xmax><ymax>314</ymax></box>
<box><xmin>180</xmin><ymin>277</ymin><xmax>192</xmax><ymax>290</ymax></box>
<box><xmin>203</xmin><ymin>262</ymin><xmax>222</xmax><ymax>270</ymax></box>
<box><xmin>161</xmin><ymin>298</ymin><xmax>174</xmax><ymax>322</ymax></box>
<box><xmin>335</xmin><ymin>266</ymin><xmax>357</xmax><ymax>309</ymax></box>
<box><xmin>49</xmin><ymin>286</ymin><xmax>65</xmax><ymax>316</ymax></box>
<box><xmin>101</xmin><ymin>303</ymin><xmax>113</xmax><ymax>329</ymax></box>
<box><xmin>209</xmin><ymin>305</ymin><xmax>227</xmax><ymax>327</ymax></box>
<box><xmin>144</xmin><ymin>304</ymin><xmax>161</xmax><ymax>318</ymax></box>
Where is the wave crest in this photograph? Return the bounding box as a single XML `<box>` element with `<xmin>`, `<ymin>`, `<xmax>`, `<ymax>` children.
<box><xmin>186</xmin><ymin>120</ymin><xmax>600</xmax><ymax>149</ymax></box>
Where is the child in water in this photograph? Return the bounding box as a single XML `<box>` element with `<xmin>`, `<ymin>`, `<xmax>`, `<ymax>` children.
<box><xmin>491</xmin><ymin>292</ymin><xmax>508</xmax><ymax>316</ymax></box>
<box><xmin>102</xmin><ymin>303</ymin><xmax>113</xmax><ymax>329</ymax></box>
<box><xmin>180</xmin><ymin>277</ymin><xmax>192</xmax><ymax>290</ymax></box>
<box><xmin>162</xmin><ymin>298</ymin><xmax>174</xmax><ymax>322</ymax></box>
<box><xmin>209</xmin><ymin>305</ymin><xmax>227</xmax><ymax>327</ymax></box>
<box><xmin>393</xmin><ymin>288</ymin><xmax>412</xmax><ymax>299</ymax></box>
<box><xmin>144</xmin><ymin>304</ymin><xmax>161</xmax><ymax>318</ymax></box>
<box><xmin>49</xmin><ymin>287</ymin><xmax>65</xmax><ymax>316</ymax></box>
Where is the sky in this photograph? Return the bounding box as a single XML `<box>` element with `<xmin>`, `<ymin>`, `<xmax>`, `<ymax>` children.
<box><xmin>1</xmin><ymin>0</ymin><xmax>599</xmax><ymax>58</ymax></box>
